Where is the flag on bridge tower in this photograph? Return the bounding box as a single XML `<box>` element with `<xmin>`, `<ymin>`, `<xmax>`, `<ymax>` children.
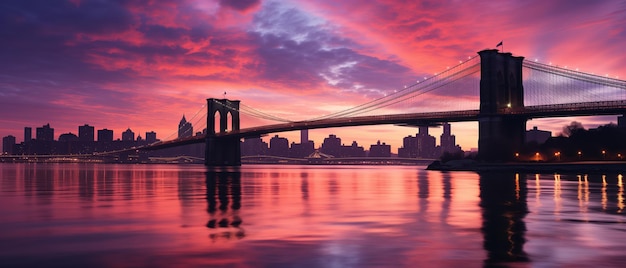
<box><xmin>496</xmin><ymin>41</ymin><xmax>503</xmax><ymax>53</ymax></box>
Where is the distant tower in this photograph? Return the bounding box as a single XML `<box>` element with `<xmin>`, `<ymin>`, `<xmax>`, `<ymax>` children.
<box><xmin>24</xmin><ymin>127</ymin><xmax>32</xmax><ymax>143</ymax></box>
<box><xmin>122</xmin><ymin>128</ymin><xmax>135</xmax><ymax>141</ymax></box>
<box><xmin>36</xmin><ymin>124</ymin><xmax>54</xmax><ymax>141</ymax></box>
<box><xmin>178</xmin><ymin>115</ymin><xmax>193</xmax><ymax>138</ymax></box>
<box><xmin>301</xmin><ymin>129</ymin><xmax>309</xmax><ymax>143</ymax></box>
<box><xmin>2</xmin><ymin>135</ymin><xmax>16</xmax><ymax>155</ymax></box>
<box><xmin>145</xmin><ymin>131</ymin><xmax>157</xmax><ymax>143</ymax></box>
<box><xmin>78</xmin><ymin>124</ymin><xmax>95</xmax><ymax>142</ymax></box>
<box><xmin>97</xmin><ymin>129</ymin><xmax>114</xmax><ymax>142</ymax></box>
<box><xmin>440</xmin><ymin>123</ymin><xmax>456</xmax><ymax>154</ymax></box>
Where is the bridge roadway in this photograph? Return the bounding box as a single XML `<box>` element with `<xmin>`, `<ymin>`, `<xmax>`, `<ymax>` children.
<box><xmin>139</xmin><ymin>100</ymin><xmax>626</xmax><ymax>152</ymax></box>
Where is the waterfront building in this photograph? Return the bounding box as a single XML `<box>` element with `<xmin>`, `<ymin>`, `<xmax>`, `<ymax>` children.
<box><xmin>526</xmin><ymin>126</ymin><xmax>551</xmax><ymax>145</ymax></box>
<box><xmin>269</xmin><ymin>135</ymin><xmax>289</xmax><ymax>157</ymax></box>
<box><xmin>178</xmin><ymin>115</ymin><xmax>193</xmax><ymax>138</ymax></box>
<box><xmin>145</xmin><ymin>131</ymin><xmax>157</xmax><ymax>143</ymax></box>
<box><xmin>2</xmin><ymin>135</ymin><xmax>16</xmax><ymax>155</ymax></box>
<box><xmin>24</xmin><ymin>127</ymin><xmax>32</xmax><ymax>143</ymax></box>
<box><xmin>122</xmin><ymin>128</ymin><xmax>135</xmax><ymax>141</ymax></box>
<box><xmin>320</xmin><ymin>134</ymin><xmax>342</xmax><ymax>157</ymax></box>
<box><xmin>97</xmin><ymin>129</ymin><xmax>114</xmax><ymax>142</ymax></box>
<box><xmin>241</xmin><ymin>137</ymin><xmax>268</xmax><ymax>156</ymax></box>
<box><xmin>369</xmin><ymin>141</ymin><xmax>391</xmax><ymax>157</ymax></box>
<box><xmin>36</xmin><ymin>123</ymin><xmax>54</xmax><ymax>141</ymax></box>
<box><xmin>440</xmin><ymin>123</ymin><xmax>462</xmax><ymax>155</ymax></box>
<box><xmin>78</xmin><ymin>124</ymin><xmax>95</xmax><ymax>142</ymax></box>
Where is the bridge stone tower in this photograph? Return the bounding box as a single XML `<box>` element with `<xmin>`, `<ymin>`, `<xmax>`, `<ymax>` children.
<box><xmin>478</xmin><ymin>49</ymin><xmax>526</xmax><ymax>162</ymax></box>
<box><xmin>206</xmin><ymin>98</ymin><xmax>241</xmax><ymax>166</ymax></box>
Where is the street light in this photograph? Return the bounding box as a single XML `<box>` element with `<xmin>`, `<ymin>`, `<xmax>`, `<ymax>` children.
<box><xmin>578</xmin><ymin>151</ymin><xmax>582</xmax><ymax>160</ymax></box>
<box><xmin>602</xmin><ymin>150</ymin><xmax>606</xmax><ymax>160</ymax></box>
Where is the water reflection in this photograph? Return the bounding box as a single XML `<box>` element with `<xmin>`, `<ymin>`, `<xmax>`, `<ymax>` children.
<box><xmin>479</xmin><ymin>172</ymin><xmax>529</xmax><ymax>265</ymax></box>
<box><xmin>205</xmin><ymin>171</ymin><xmax>244</xmax><ymax>241</ymax></box>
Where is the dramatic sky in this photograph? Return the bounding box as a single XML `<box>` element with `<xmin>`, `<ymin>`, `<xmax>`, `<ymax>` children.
<box><xmin>1</xmin><ymin>0</ymin><xmax>625</xmax><ymax>151</ymax></box>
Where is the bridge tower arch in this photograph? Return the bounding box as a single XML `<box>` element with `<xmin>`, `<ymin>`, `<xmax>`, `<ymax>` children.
<box><xmin>206</xmin><ymin>98</ymin><xmax>241</xmax><ymax>166</ymax></box>
<box><xmin>477</xmin><ymin>49</ymin><xmax>526</xmax><ymax>162</ymax></box>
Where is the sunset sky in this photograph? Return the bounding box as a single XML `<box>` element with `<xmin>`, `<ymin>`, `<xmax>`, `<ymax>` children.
<box><xmin>1</xmin><ymin>0</ymin><xmax>625</xmax><ymax>152</ymax></box>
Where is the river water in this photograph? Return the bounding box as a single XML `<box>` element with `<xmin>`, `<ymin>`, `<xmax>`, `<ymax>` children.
<box><xmin>0</xmin><ymin>163</ymin><xmax>624</xmax><ymax>267</ymax></box>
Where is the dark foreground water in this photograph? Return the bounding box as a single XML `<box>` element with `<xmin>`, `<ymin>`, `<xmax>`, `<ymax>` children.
<box><xmin>0</xmin><ymin>163</ymin><xmax>625</xmax><ymax>267</ymax></box>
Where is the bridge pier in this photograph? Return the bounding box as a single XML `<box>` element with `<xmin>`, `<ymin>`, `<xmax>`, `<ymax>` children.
<box><xmin>205</xmin><ymin>98</ymin><xmax>242</xmax><ymax>166</ymax></box>
<box><xmin>477</xmin><ymin>49</ymin><xmax>526</xmax><ymax>162</ymax></box>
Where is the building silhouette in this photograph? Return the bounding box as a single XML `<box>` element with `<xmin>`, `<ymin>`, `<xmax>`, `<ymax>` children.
<box><xmin>2</xmin><ymin>135</ymin><xmax>15</xmax><ymax>154</ymax></box>
<box><xmin>58</xmin><ymin>133</ymin><xmax>78</xmax><ymax>142</ymax></box>
<box><xmin>526</xmin><ymin>126</ymin><xmax>551</xmax><ymax>145</ymax></box>
<box><xmin>269</xmin><ymin>135</ymin><xmax>289</xmax><ymax>157</ymax></box>
<box><xmin>369</xmin><ymin>141</ymin><xmax>391</xmax><ymax>157</ymax></box>
<box><xmin>145</xmin><ymin>131</ymin><xmax>157</xmax><ymax>143</ymax></box>
<box><xmin>241</xmin><ymin>137</ymin><xmax>268</xmax><ymax>156</ymax></box>
<box><xmin>98</xmin><ymin>129</ymin><xmax>113</xmax><ymax>142</ymax></box>
<box><xmin>78</xmin><ymin>124</ymin><xmax>95</xmax><ymax>142</ymax></box>
<box><xmin>24</xmin><ymin>127</ymin><xmax>32</xmax><ymax>143</ymax></box>
<box><xmin>440</xmin><ymin>123</ymin><xmax>462</xmax><ymax>155</ymax></box>
<box><xmin>320</xmin><ymin>134</ymin><xmax>342</xmax><ymax>157</ymax></box>
<box><xmin>36</xmin><ymin>124</ymin><xmax>54</xmax><ymax>141</ymax></box>
<box><xmin>122</xmin><ymin>128</ymin><xmax>135</xmax><ymax>141</ymax></box>
<box><xmin>290</xmin><ymin>129</ymin><xmax>315</xmax><ymax>158</ymax></box>
<box><xmin>399</xmin><ymin>126</ymin><xmax>437</xmax><ymax>158</ymax></box>
<box><xmin>319</xmin><ymin>134</ymin><xmax>365</xmax><ymax>157</ymax></box>
<box><xmin>178</xmin><ymin>115</ymin><xmax>193</xmax><ymax>138</ymax></box>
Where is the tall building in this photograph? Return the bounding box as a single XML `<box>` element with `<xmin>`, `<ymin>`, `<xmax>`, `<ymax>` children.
<box><xmin>58</xmin><ymin>133</ymin><xmax>78</xmax><ymax>142</ymax></box>
<box><xmin>618</xmin><ymin>115</ymin><xmax>625</xmax><ymax>128</ymax></box>
<box><xmin>178</xmin><ymin>115</ymin><xmax>193</xmax><ymax>138</ymax></box>
<box><xmin>97</xmin><ymin>129</ymin><xmax>114</xmax><ymax>142</ymax></box>
<box><xmin>398</xmin><ymin>126</ymin><xmax>437</xmax><ymax>158</ymax></box>
<box><xmin>417</xmin><ymin>126</ymin><xmax>437</xmax><ymax>158</ymax></box>
<box><xmin>301</xmin><ymin>129</ymin><xmax>309</xmax><ymax>144</ymax></box>
<box><xmin>2</xmin><ymin>135</ymin><xmax>16</xmax><ymax>155</ymax></box>
<box><xmin>78</xmin><ymin>124</ymin><xmax>95</xmax><ymax>142</ymax></box>
<box><xmin>145</xmin><ymin>131</ymin><xmax>157</xmax><ymax>143</ymax></box>
<box><xmin>369</xmin><ymin>141</ymin><xmax>391</xmax><ymax>157</ymax></box>
<box><xmin>122</xmin><ymin>128</ymin><xmax>135</xmax><ymax>141</ymax></box>
<box><xmin>241</xmin><ymin>137</ymin><xmax>268</xmax><ymax>156</ymax></box>
<box><xmin>440</xmin><ymin>123</ymin><xmax>461</xmax><ymax>155</ymax></box>
<box><xmin>24</xmin><ymin>127</ymin><xmax>32</xmax><ymax>143</ymax></box>
<box><xmin>526</xmin><ymin>126</ymin><xmax>551</xmax><ymax>145</ymax></box>
<box><xmin>36</xmin><ymin>124</ymin><xmax>54</xmax><ymax>141</ymax></box>
<box><xmin>289</xmin><ymin>129</ymin><xmax>314</xmax><ymax>158</ymax></box>
<box><xmin>269</xmin><ymin>135</ymin><xmax>289</xmax><ymax>157</ymax></box>
<box><xmin>320</xmin><ymin>134</ymin><xmax>342</xmax><ymax>157</ymax></box>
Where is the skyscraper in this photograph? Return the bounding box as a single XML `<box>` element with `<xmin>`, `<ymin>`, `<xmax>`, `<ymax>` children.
<box><xmin>78</xmin><ymin>124</ymin><xmax>95</xmax><ymax>142</ymax></box>
<box><xmin>97</xmin><ymin>129</ymin><xmax>113</xmax><ymax>142</ymax></box>
<box><xmin>145</xmin><ymin>131</ymin><xmax>157</xmax><ymax>143</ymax></box>
<box><xmin>122</xmin><ymin>128</ymin><xmax>135</xmax><ymax>141</ymax></box>
<box><xmin>178</xmin><ymin>115</ymin><xmax>193</xmax><ymax>138</ymax></box>
<box><xmin>24</xmin><ymin>127</ymin><xmax>32</xmax><ymax>143</ymax></box>
<box><xmin>36</xmin><ymin>124</ymin><xmax>54</xmax><ymax>141</ymax></box>
<box><xmin>2</xmin><ymin>135</ymin><xmax>16</xmax><ymax>155</ymax></box>
<box><xmin>301</xmin><ymin>129</ymin><xmax>309</xmax><ymax>143</ymax></box>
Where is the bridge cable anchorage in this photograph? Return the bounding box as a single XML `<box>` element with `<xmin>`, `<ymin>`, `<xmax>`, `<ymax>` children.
<box><xmin>311</xmin><ymin>57</ymin><xmax>480</xmax><ymax>120</ymax></box>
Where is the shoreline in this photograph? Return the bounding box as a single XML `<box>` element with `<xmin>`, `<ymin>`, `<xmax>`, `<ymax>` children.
<box><xmin>426</xmin><ymin>160</ymin><xmax>626</xmax><ymax>173</ymax></box>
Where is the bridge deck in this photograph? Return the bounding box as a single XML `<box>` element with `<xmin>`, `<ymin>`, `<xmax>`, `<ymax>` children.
<box><xmin>115</xmin><ymin>100</ymin><xmax>626</xmax><ymax>153</ymax></box>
